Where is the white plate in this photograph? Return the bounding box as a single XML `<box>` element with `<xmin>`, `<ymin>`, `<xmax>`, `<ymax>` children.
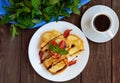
<box><xmin>28</xmin><ymin>21</ymin><xmax>89</xmax><ymax>82</ymax></box>
<box><xmin>81</xmin><ymin>5</ymin><xmax>119</xmax><ymax>43</ymax></box>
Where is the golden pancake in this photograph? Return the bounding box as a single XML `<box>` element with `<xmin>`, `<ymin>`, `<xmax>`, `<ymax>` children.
<box><xmin>39</xmin><ymin>30</ymin><xmax>62</xmax><ymax>51</ymax></box>
<box><xmin>66</xmin><ymin>34</ymin><xmax>84</xmax><ymax>56</ymax></box>
<box><xmin>43</xmin><ymin>54</ymin><xmax>68</xmax><ymax>74</ymax></box>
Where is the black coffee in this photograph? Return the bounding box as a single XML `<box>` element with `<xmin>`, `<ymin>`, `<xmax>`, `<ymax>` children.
<box><xmin>93</xmin><ymin>14</ymin><xmax>111</xmax><ymax>31</ymax></box>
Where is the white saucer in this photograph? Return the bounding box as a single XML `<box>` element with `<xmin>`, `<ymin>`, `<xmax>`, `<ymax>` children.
<box><xmin>81</xmin><ymin>5</ymin><xmax>119</xmax><ymax>43</ymax></box>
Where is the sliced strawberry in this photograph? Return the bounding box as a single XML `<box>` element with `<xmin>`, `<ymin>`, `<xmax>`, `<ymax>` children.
<box><xmin>50</xmin><ymin>51</ymin><xmax>61</xmax><ymax>59</ymax></box>
<box><xmin>39</xmin><ymin>51</ymin><xmax>44</xmax><ymax>63</ymax></box>
<box><xmin>54</xmin><ymin>53</ymin><xmax>61</xmax><ymax>59</ymax></box>
<box><xmin>63</xmin><ymin>29</ymin><xmax>72</xmax><ymax>38</ymax></box>
<box><xmin>68</xmin><ymin>60</ymin><xmax>77</xmax><ymax>66</ymax></box>
<box><xmin>51</xmin><ymin>40</ymin><xmax>57</xmax><ymax>46</ymax></box>
<box><xmin>59</xmin><ymin>40</ymin><xmax>66</xmax><ymax>49</ymax></box>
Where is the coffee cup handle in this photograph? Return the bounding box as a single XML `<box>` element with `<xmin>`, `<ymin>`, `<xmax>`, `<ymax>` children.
<box><xmin>106</xmin><ymin>31</ymin><xmax>114</xmax><ymax>38</ymax></box>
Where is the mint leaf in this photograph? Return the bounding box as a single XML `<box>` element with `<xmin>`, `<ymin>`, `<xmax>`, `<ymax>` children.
<box><xmin>48</xmin><ymin>44</ymin><xmax>68</xmax><ymax>55</ymax></box>
<box><xmin>9</xmin><ymin>0</ymin><xmax>14</xmax><ymax>5</ymax></box>
<box><xmin>17</xmin><ymin>14</ymin><xmax>34</xmax><ymax>28</ymax></box>
<box><xmin>15</xmin><ymin>24</ymin><xmax>27</xmax><ymax>29</ymax></box>
<box><xmin>48</xmin><ymin>0</ymin><xmax>59</xmax><ymax>5</ymax></box>
<box><xmin>10</xmin><ymin>24</ymin><xmax>19</xmax><ymax>39</ymax></box>
<box><xmin>43</xmin><ymin>14</ymin><xmax>51</xmax><ymax>21</ymax></box>
<box><xmin>32</xmin><ymin>19</ymin><xmax>41</xmax><ymax>23</ymax></box>
<box><xmin>31</xmin><ymin>0</ymin><xmax>41</xmax><ymax>9</ymax></box>
<box><xmin>48</xmin><ymin>44</ymin><xmax>54</xmax><ymax>50</ymax></box>
<box><xmin>15</xmin><ymin>3</ymin><xmax>25</xmax><ymax>7</ymax></box>
<box><xmin>59</xmin><ymin>10</ymin><xmax>70</xmax><ymax>17</ymax></box>
<box><xmin>16</xmin><ymin>9</ymin><xmax>23</xmax><ymax>18</ymax></box>
<box><xmin>1</xmin><ymin>0</ymin><xmax>82</xmax><ymax>39</ymax></box>
<box><xmin>9</xmin><ymin>14</ymin><xmax>16</xmax><ymax>20</ymax></box>
<box><xmin>24</xmin><ymin>0</ymin><xmax>32</xmax><ymax>8</ymax></box>
<box><xmin>0</xmin><ymin>14</ymin><xmax>11</xmax><ymax>25</ymax></box>
<box><xmin>59</xmin><ymin>49</ymin><xmax>68</xmax><ymax>55</ymax></box>
<box><xmin>23</xmin><ymin>7</ymin><xmax>31</xmax><ymax>12</ymax></box>
<box><xmin>43</xmin><ymin>6</ymin><xmax>55</xmax><ymax>15</ymax></box>
<box><xmin>72</xmin><ymin>7</ymin><xmax>80</xmax><ymax>15</ymax></box>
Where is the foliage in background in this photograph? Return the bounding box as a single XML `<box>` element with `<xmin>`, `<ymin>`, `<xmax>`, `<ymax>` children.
<box><xmin>0</xmin><ymin>0</ymin><xmax>81</xmax><ymax>39</ymax></box>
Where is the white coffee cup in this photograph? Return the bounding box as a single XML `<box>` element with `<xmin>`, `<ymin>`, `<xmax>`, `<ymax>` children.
<box><xmin>91</xmin><ymin>13</ymin><xmax>114</xmax><ymax>38</ymax></box>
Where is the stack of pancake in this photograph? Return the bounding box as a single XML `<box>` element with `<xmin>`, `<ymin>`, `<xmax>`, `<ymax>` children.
<box><xmin>39</xmin><ymin>30</ymin><xmax>84</xmax><ymax>74</ymax></box>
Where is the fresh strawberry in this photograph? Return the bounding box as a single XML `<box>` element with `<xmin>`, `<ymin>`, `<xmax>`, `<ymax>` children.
<box><xmin>68</xmin><ymin>60</ymin><xmax>77</xmax><ymax>66</ymax></box>
<box><xmin>63</xmin><ymin>29</ymin><xmax>72</xmax><ymax>38</ymax></box>
<box><xmin>54</xmin><ymin>53</ymin><xmax>61</xmax><ymax>59</ymax></box>
<box><xmin>59</xmin><ymin>40</ymin><xmax>66</xmax><ymax>49</ymax></box>
<box><xmin>50</xmin><ymin>51</ymin><xmax>61</xmax><ymax>59</ymax></box>
<box><xmin>51</xmin><ymin>40</ymin><xmax>57</xmax><ymax>46</ymax></box>
<box><xmin>39</xmin><ymin>51</ymin><xmax>44</xmax><ymax>63</ymax></box>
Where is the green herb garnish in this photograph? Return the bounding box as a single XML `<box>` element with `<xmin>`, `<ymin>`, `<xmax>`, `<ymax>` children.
<box><xmin>10</xmin><ymin>24</ymin><xmax>19</xmax><ymax>39</ymax></box>
<box><xmin>48</xmin><ymin>44</ymin><xmax>68</xmax><ymax>55</ymax></box>
<box><xmin>0</xmin><ymin>0</ymin><xmax>81</xmax><ymax>39</ymax></box>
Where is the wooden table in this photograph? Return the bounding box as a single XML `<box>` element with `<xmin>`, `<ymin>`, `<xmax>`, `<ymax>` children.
<box><xmin>0</xmin><ymin>0</ymin><xmax>120</xmax><ymax>83</ymax></box>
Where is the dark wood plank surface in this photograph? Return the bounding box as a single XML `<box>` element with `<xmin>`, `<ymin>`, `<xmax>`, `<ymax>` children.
<box><xmin>0</xmin><ymin>0</ymin><xmax>120</xmax><ymax>83</ymax></box>
<box><xmin>112</xmin><ymin>0</ymin><xmax>120</xmax><ymax>83</ymax></box>
<box><xmin>81</xmin><ymin>0</ymin><xmax>112</xmax><ymax>83</ymax></box>
<box><xmin>0</xmin><ymin>25</ymin><xmax>21</xmax><ymax>83</ymax></box>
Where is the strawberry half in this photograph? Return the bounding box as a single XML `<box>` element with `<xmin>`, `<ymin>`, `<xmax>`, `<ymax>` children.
<box><xmin>63</xmin><ymin>29</ymin><xmax>72</xmax><ymax>38</ymax></box>
<box><xmin>59</xmin><ymin>40</ymin><xmax>66</xmax><ymax>49</ymax></box>
<box><xmin>68</xmin><ymin>60</ymin><xmax>77</xmax><ymax>66</ymax></box>
<box><xmin>39</xmin><ymin>51</ymin><xmax>44</xmax><ymax>63</ymax></box>
<box><xmin>51</xmin><ymin>40</ymin><xmax>57</xmax><ymax>46</ymax></box>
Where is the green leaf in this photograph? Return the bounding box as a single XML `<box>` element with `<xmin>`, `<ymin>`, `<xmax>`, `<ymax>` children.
<box><xmin>44</xmin><ymin>6</ymin><xmax>55</xmax><ymax>15</ymax></box>
<box><xmin>23</xmin><ymin>0</ymin><xmax>32</xmax><ymax>8</ymax></box>
<box><xmin>59</xmin><ymin>10</ymin><xmax>70</xmax><ymax>17</ymax></box>
<box><xmin>48</xmin><ymin>44</ymin><xmax>68</xmax><ymax>55</ymax></box>
<box><xmin>32</xmin><ymin>9</ymin><xmax>36</xmax><ymax>18</ymax></box>
<box><xmin>48</xmin><ymin>44</ymin><xmax>54</xmax><ymax>51</ymax></box>
<box><xmin>58</xmin><ymin>49</ymin><xmax>68</xmax><ymax>55</ymax></box>
<box><xmin>48</xmin><ymin>0</ymin><xmax>59</xmax><ymax>5</ymax></box>
<box><xmin>0</xmin><ymin>14</ymin><xmax>11</xmax><ymax>25</ymax></box>
<box><xmin>15</xmin><ymin>3</ymin><xmax>25</xmax><ymax>7</ymax></box>
<box><xmin>23</xmin><ymin>7</ymin><xmax>31</xmax><ymax>12</ymax></box>
<box><xmin>36</xmin><ymin>10</ymin><xmax>42</xmax><ymax>15</ymax></box>
<box><xmin>31</xmin><ymin>0</ymin><xmax>41</xmax><ymax>9</ymax></box>
<box><xmin>3</xmin><ymin>6</ymin><xmax>15</xmax><ymax>12</ymax></box>
<box><xmin>16</xmin><ymin>9</ymin><xmax>23</xmax><ymax>18</ymax></box>
<box><xmin>32</xmin><ymin>19</ymin><xmax>41</xmax><ymax>23</ymax></box>
<box><xmin>9</xmin><ymin>0</ymin><xmax>14</xmax><ymax>5</ymax></box>
<box><xmin>78</xmin><ymin>3</ymin><xmax>82</xmax><ymax>7</ymax></box>
<box><xmin>43</xmin><ymin>14</ymin><xmax>51</xmax><ymax>21</ymax></box>
<box><xmin>14</xmin><ymin>0</ymin><xmax>20</xmax><ymax>3</ymax></box>
<box><xmin>9</xmin><ymin>14</ymin><xmax>16</xmax><ymax>20</ymax></box>
<box><xmin>1</xmin><ymin>0</ymin><xmax>82</xmax><ymax>39</ymax></box>
<box><xmin>41</xmin><ymin>0</ymin><xmax>46</xmax><ymax>4</ymax></box>
<box><xmin>17</xmin><ymin>15</ymin><xmax>34</xmax><ymax>28</ymax></box>
<box><xmin>74</xmin><ymin>0</ymin><xmax>79</xmax><ymax>6</ymax></box>
<box><xmin>72</xmin><ymin>7</ymin><xmax>80</xmax><ymax>15</ymax></box>
<box><xmin>15</xmin><ymin>24</ymin><xmax>27</xmax><ymax>29</ymax></box>
<box><xmin>32</xmin><ymin>9</ymin><xmax>42</xmax><ymax>18</ymax></box>
<box><xmin>10</xmin><ymin>24</ymin><xmax>19</xmax><ymax>39</ymax></box>
<box><xmin>55</xmin><ymin>13</ymin><xmax>59</xmax><ymax>21</ymax></box>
